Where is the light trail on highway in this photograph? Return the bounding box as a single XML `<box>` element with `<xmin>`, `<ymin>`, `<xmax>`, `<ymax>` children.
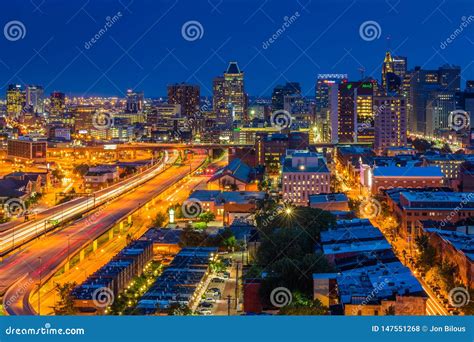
<box><xmin>0</xmin><ymin>151</ymin><xmax>172</xmax><ymax>255</ymax></box>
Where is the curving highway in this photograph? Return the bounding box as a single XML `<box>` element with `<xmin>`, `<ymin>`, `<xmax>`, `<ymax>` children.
<box><xmin>1</xmin><ymin>151</ymin><xmax>207</xmax><ymax>315</ymax></box>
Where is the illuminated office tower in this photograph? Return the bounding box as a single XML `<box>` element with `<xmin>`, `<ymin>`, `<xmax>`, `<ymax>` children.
<box><xmin>213</xmin><ymin>76</ymin><xmax>230</xmax><ymax>127</ymax></box>
<box><xmin>126</xmin><ymin>89</ymin><xmax>144</xmax><ymax>113</ymax></box>
<box><xmin>426</xmin><ymin>91</ymin><xmax>456</xmax><ymax>136</ymax></box>
<box><xmin>26</xmin><ymin>85</ymin><xmax>44</xmax><ymax>113</ymax></box>
<box><xmin>223</xmin><ymin>61</ymin><xmax>247</xmax><ymax>124</ymax></box>
<box><xmin>408</xmin><ymin>65</ymin><xmax>460</xmax><ymax>134</ymax></box>
<box><xmin>167</xmin><ymin>83</ymin><xmax>200</xmax><ymax>117</ymax></box>
<box><xmin>381</xmin><ymin>51</ymin><xmax>406</xmax><ymax>94</ymax></box>
<box><xmin>374</xmin><ymin>96</ymin><xmax>407</xmax><ymax>154</ymax></box>
<box><xmin>49</xmin><ymin>91</ymin><xmax>66</xmax><ymax>119</ymax></box>
<box><xmin>6</xmin><ymin>84</ymin><xmax>25</xmax><ymax>118</ymax></box>
<box><xmin>272</xmin><ymin>82</ymin><xmax>301</xmax><ymax>110</ymax></box>
<box><xmin>334</xmin><ymin>81</ymin><xmax>375</xmax><ymax>143</ymax></box>
<box><xmin>316</xmin><ymin>74</ymin><xmax>348</xmax><ymax>142</ymax></box>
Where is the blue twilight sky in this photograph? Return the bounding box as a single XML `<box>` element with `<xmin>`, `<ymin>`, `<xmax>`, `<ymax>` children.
<box><xmin>0</xmin><ymin>0</ymin><xmax>473</xmax><ymax>98</ymax></box>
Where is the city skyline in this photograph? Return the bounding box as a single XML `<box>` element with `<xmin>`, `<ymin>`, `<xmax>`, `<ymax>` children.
<box><xmin>0</xmin><ymin>0</ymin><xmax>473</xmax><ymax>97</ymax></box>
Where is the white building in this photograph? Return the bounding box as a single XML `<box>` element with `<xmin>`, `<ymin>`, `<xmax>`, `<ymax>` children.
<box><xmin>281</xmin><ymin>150</ymin><xmax>331</xmax><ymax>205</ymax></box>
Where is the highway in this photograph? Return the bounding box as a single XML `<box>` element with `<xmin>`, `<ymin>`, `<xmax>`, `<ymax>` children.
<box><xmin>1</xmin><ymin>151</ymin><xmax>207</xmax><ymax>315</ymax></box>
<box><xmin>0</xmin><ymin>151</ymin><xmax>171</xmax><ymax>255</ymax></box>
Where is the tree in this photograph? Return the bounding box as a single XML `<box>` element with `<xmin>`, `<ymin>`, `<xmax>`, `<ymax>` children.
<box><xmin>193</xmin><ymin>221</ymin><xmax>207</xmax><ymax>230</ymax></box>
<box><xmin>278</xmin><ymin>292</ymin><xmax>328</xmax><ymax>315</ymax></box>
<box><xmin>54</xmin><ymin>282</ymin><xmax>77</xmax><ymax>315</ymax></box>
<box><xmin>153</xmin><ymin>212</ymin><xmax>167</xmax><ymax>227</ymax></box>
<box><xmin>384</xmin><ymin>305</ymin><xmax>396</xmax><ymax>315</ymax></box>
<box><xmin>164</xmin><ymin>303</ymin><xmax>192</xmax><ymax>316</ymax></box>
<box><xmin>415</xmin><ymin>234</ymin><xmax>437</xmax><ymax>270</ymax></box>
<box><xmin>74</xmin><ymin>164</ymin><xmax>89</xmax><ymax>177</ymax></box>
<box><xmin>198</xmin><ymin>211</ymin><xmax>215</xmax><ymax>223</ymax></box>
<box><xmin>51</xmin><ymin>169</ymin><xmax>64</xmax><ymax>181</ymax></box>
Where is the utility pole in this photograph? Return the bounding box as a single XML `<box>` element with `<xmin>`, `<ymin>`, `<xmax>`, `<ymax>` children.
<box><xmin>235</xmin><ymin>262</ymin><xmax>239</xmax><ymax>310</ymax></box>
<box><xmin>227</xmin><ymin>295</ymin><xmax>231</xmax><ymax>316</ymax></box>
<box><xmin>38</xmin><ymin>256</ymin><xmax>42</xmax><ymax>315</ymax></box>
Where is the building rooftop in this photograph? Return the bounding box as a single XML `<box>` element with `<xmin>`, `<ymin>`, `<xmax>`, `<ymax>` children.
<box><xmin>373</xmin><ymin>166</ymin><xmax>443</xmax><ymax>177</ymax></box>
<box><xmin>208</xmin><ymin>158</ymin><xmax>252</xmax><ymax>183</ymax></box>
<box><xmin>309</xmin><ymin>193</ymin><xmax>348</xmax><ymax>205</ymax></box>
<box><xmin>140</xmin><ymin>228</ymin><xmax>182</xmax><ymax>245</ymax></box>
<box><xmin>426</xmin><ymin>228</ymin><xmax>474</xmax><ymax>262</ymax></box>
<box><xmin>314</xmin><ymin>261</ymin><xmax>425</xmax><ymax>305</ymax></box>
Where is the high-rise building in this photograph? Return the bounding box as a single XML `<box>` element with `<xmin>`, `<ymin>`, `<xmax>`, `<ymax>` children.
<box><xmin>392</xmin><ymin>56</ymin><xmax>407</xmax><ymax>79</ymax></box>
<box><xmin>212</xmin><ymin>62</ymin><xmax>247</xmax><ymax>127</ymax></box>
<box><xmin>426</xmin><ymin>92</ymin><xmax>456</xmax><ymax>136</ymax></box>
<box><xmin>316</xmin><ymin>74</ymin><xmax>348</xmax><ymax>143</ymax></box>
<box><xmin>466</xmin><ymin>80</ymin><xmax>474</xmax><ymax>93</ymax></box>
<box><xmin>374</xmin><ymin>96</ymin><xmax>407</xmax><ymax>154</ymax></box>
<box><xmin>271</xmin><ymin>82</ymin><xmax>301</xmax><ymax>111</ymax></box>
<box><xmin>167</xmin><ymin>83</ymin><xmax>200</xmax><ymax>117</ymax></box>
<box><xmin>126</xmin><ymin>89</ymin><xmax>144</xmax><ymax>113</ymax></box>
<box><xmin>26</xmin><ymin>85</ymin><xmax>44</xmax><ymax>114</ymax></box>
<box><xmin>6</xmin><ymin>84</ymin><xmax>25</xmax><ymax>118</ymax></box>
<box><xmin>333</xmin><ymin>81</ymin><xmax>375</xmax><ymax>143</ymax></box>
<box><xmin>223</xmin><ymin>62</ymin><xmax>246</xmax><ymax>124</ymax></box>
<box><xmin>49</xmin><ymin>91</ymin><xmax>66</xmax><ymax>119</ymax></box>
<box><xmin>212</xmin><ymin>76</ymin><xmax>230</xmax><ymax>128</ymax></box>
<box><xmin>381</xmin><ymin>51</ymin><xmax>406</xmax><ymax>94</ymax></box>
<box><xmin>408</xmin><ymin>65</ymin><xmax>461</xmax><ymax>134</ymax></box>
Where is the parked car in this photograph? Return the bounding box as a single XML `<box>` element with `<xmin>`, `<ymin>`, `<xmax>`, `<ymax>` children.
<box><xmin>212</xmin><ymin>278</ymin><xmax>225</xmax><ymax>283</ymax></box>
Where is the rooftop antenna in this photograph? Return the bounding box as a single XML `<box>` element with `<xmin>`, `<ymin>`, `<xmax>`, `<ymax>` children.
<box><xmin>358</xmin><ymin>67</ymin><xmax>366</xmax><ymax>80</ymax></box>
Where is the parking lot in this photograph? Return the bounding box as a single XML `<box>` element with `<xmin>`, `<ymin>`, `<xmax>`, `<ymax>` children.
<box><xmin>195</xmin><ymin>256</ymin><xmax>239</xmax><ymax>316</ymax></box>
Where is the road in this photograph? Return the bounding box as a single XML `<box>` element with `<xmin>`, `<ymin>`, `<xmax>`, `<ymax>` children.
<box><xmin>0</xmin><ymin>151</ymin><xmax>170</xmax><ymax>255</ymax></box>
<box><xmin>332</xmin><ymin>163</ymin><xmax>449</xmax><ymax>316</ymax></box>
<box><xmin>0</xmin><ymin>151</ymin><xmax>207</xmax><ymax>315</ymax></box>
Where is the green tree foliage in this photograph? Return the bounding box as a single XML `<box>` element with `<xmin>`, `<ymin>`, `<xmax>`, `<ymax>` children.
<box><xmin>198</xmin><ymin>211</ymin><xmax>215</xmax><ymax>223</ymax></box>
<box><xmin>415</xmin><ymin>234</ymin><xmax>437</xmax><ymax>270</ymax></box>
<box><xmin>54</xmin><ymin>282</ymin><xmax>77</xmax><ymax>315</ymax></box>
<box><xmin>153</xmin><ymin>212</ymin><xmax>168</xmax><ymax>228</ymax></box>
<box><xmin>278</xmin><ymin>292</ymin><xmax>328</xmax><ymax>315</ymax></box>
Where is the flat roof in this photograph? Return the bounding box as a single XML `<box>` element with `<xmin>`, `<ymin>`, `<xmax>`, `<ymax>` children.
<box><xmin>373</xmin><ymin>166</ymin><xmax>443</xmax><ymax>177</ymax></box>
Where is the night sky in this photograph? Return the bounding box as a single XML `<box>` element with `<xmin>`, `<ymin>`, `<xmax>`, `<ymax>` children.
<box><xmin>0</xmin><ymin>0</ymin><xmax>473</xmax><ymax>98</ymax></box>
